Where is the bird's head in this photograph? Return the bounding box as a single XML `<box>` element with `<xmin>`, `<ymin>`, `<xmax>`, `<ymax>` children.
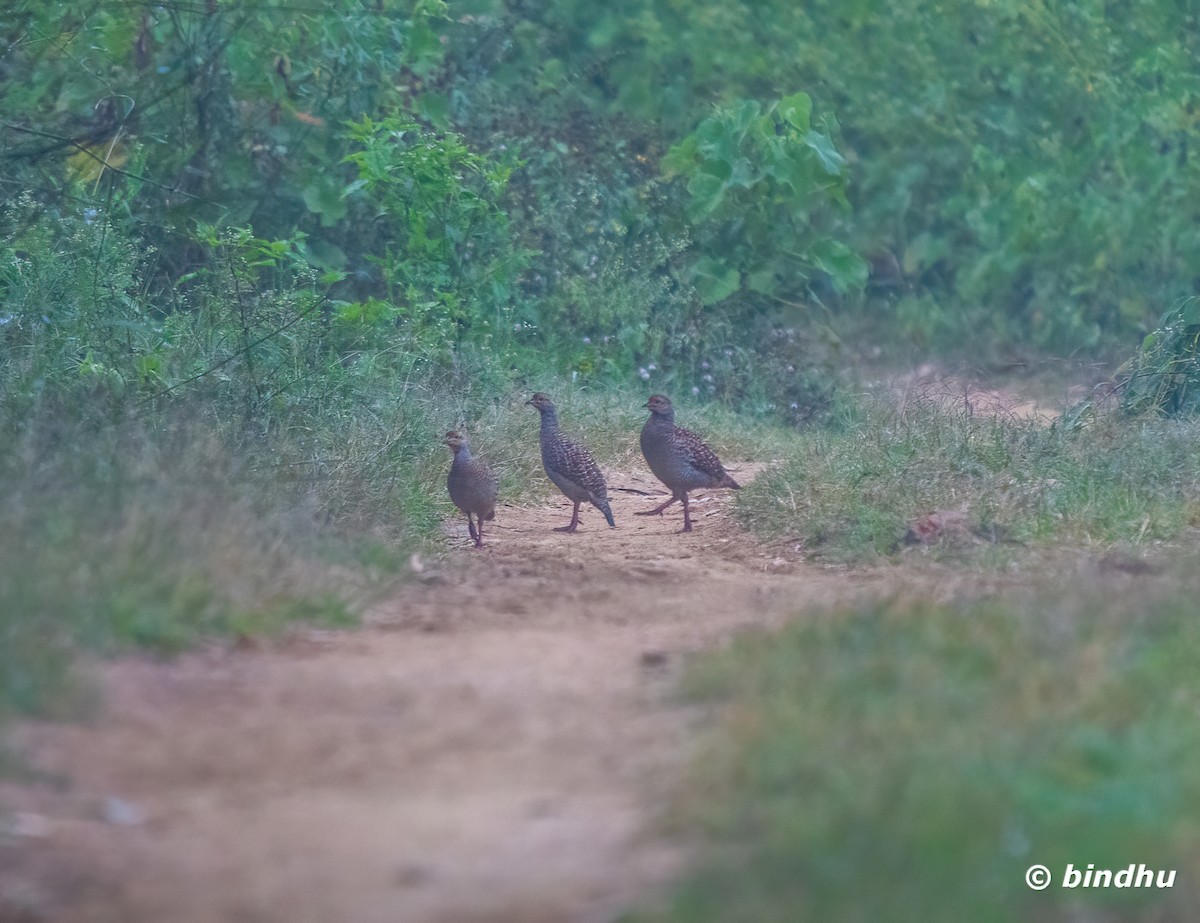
<box><xmin>443</xmin><ymin>430</ymin><xmax>467</xmax><ymax>452</ymax></box>
<box><xmin>527</xmin><ymin>392</ymin><xmax>555</xmax><ymax>412</ymax></box>
<box><xmin>645</xmin><ymin>394</ymin><xmax>673</xmax><ymax>415</ymax></box>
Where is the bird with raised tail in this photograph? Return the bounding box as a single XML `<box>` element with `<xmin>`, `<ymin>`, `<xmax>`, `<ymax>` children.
<box><xmin>527</xmin><ymin>392</ymin><xmax>616</xmax><ymax>533</ymax></box>
<box><xmin>637</xmin><ymin>394</ymin><xmax>741</xmax><ymax>532</ymax></box>
<box><xmin>444</xmin><ymin>430</ymin><xmax>499</xmax><ymax>548</ymax></box>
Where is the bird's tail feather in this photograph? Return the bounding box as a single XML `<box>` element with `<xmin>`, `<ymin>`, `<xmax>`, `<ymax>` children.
<box><xmin>597</xmin><ymin>499</ymin><xmax>616</xmax><ymax>528</ymax></box>
<box><xmin>720</xmin><ymin>473</ymin><xmax>742</xmax><ymax>490</ymax></box>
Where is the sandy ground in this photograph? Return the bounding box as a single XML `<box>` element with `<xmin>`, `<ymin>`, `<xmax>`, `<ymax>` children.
<box><xmin>0</xmin><ymin>461</ymin><xmax>892</xmax><ymax>923</ymax></box>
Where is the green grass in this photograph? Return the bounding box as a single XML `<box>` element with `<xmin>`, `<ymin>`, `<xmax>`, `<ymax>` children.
<box><xmin>0</xmin><ymin>370</ymin><xmax>787</xmax><ymax>725</ymax></box>
<box><xmin>737</xmin><ymin>395</ymin><xmax>1200</xmax><ymax>561</ymax></box>
<box><xmin>0</xmin><ymin>418</ymin><xmax>367</xmax><ymax>721</ymax></box>
<box><xmin>629</xmin><ymin>581</ymin><xmax>1200</xmax><ymax>923</ymax></box>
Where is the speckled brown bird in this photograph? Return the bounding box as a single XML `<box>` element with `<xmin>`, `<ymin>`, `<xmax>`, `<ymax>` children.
<box><xmin>637</xmin><ymin>394</ymin><xmax>740</xmax><ymax>532</ymax></box>
<box><xmin>527</xmin><ymin>393</ymin><xmax>615</xmax><ymax>533</ymax></box>
<box><xmin>444</xmin><ymin>430</ymin><xmax>499</xmax><ymax>547</ymax></box>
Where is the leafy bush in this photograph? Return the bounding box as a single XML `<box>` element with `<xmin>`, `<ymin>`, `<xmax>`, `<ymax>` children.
<box><xmin>1116</xmin><ymin>299</ymin><xmax>1200</xmax><ymax>417</ymax></box>
<box><xmin>0</xmin><ymin>0</ymin><xmax>449</xmax><ymax>272</ymax></box>
<box><xmin>662</xmin><ymin>94</ymin><xmax>865</xmax><ymax>306</ymax></box>
<box><xmin>341</xmin><ymin>116</ymin><xmax>528</xmax><ymax>347</ymax></box>
<box><xmin>454</xmin><ymin>0</ymin><xmax>1200</xmax><ymax>353</ymax></box>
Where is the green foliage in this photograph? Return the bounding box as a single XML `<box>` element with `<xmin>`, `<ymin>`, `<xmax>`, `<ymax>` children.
<box><xmin>1</xmin><ymin>0</ymin><xmax>449</xmax><ymax>263</ymax></box>
<box><xmin>1116</xmin><ymin>299</ymin><xmax>1200</xmax><ymax>417</ymax></box>
<box><xmin>1</xmin><ymin>207</ymin><xmax>334</xmax><ymax>418</ymax></box>
<box><xmin>1060</xmin><ymin>298</ymin><xmax>1200</xmax><ymax>428</ymax></box>
<box><xmin>738</xmin><ymin>396</ymin><xmax>1200</xmax><ymax>560</ymax></box>
<box><xmin>633</xmin><ymin>590</ymin><xmax>1200</xmax><ymax>922</ymax></box>
<box><xmin>457</xmin><ymin>0</ymin><xmax>1200</xmax><ymax>353</ymax></box>
<box><xmin>3</xmin><ymin>0</ymin><xmax>865</xmax><ymax>419</ymax></box>
<box><xmin>486</xmin><ymin>117</ymin><xmax>711</xmax><ymax>383</ymax></box>
<box><xmin>11</xmin><ymin>0</ymin><xmax>1200</xmax><ymax>362</ymax></box>
<box><xmin>663</xmin><ymin>95</ymin><xmax>865</xmax><ymax>305</ymax></box>
<box><xmin>342</xmin><ymin>116</ymin><xmax>527</xmax><ymax>346</ymax></box>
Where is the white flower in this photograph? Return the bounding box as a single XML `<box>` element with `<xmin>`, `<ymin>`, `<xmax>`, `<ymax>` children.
<box><xmin>638</xmin><ymin>367</ymin><xmax>651</xmax><ymax>381</ymax></box>
<box><xmin>691</xmin><ymin>386</ymin><xmax>700</xmax><ymax>395</ymax></box>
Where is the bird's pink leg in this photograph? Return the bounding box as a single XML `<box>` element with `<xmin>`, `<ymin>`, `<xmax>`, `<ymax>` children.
<box><xmin>474</xmin><ymin>514</ymin><xmax>485</xmax><ymax>548</ymax></box>
<box><xmin>679</xmin><ymin>493</ymin><xmax>693</xmax><ymax>533</ymax></box>
<box><xmin>636</xmin><ymin>495</ymin><xmax>678</xmax><ymax>516</ymax></box>
<box><xmin>554</xmin><ymin>501</ymin><xmax>581</xmax><ymax>533</ymax></box>
<box><xmin>467</xmin><ymin>514</ymin><xmax>479</xmax><ymax>543</ymax></box>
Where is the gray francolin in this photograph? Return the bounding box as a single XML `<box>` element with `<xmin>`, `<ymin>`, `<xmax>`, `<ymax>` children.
<box><xmin>444</xmin><ymin>430</ymin><xmax>499</xmax><ymax>547</ymax></box>
<box><xmin>527</xmin><ymin>393</ymin><xmax>616</xmax><ymax>532</ymax></box>
<box><xmin>637</xmin><ymin>394</ymin><xmax>741</xmax><ymax>532</ymax></box>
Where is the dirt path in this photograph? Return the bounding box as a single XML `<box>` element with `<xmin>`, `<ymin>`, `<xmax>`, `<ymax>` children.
<box><xmin>1</xmin><ymin>466</ymin><xmax>887</xmax><ymax>923</ymax></box>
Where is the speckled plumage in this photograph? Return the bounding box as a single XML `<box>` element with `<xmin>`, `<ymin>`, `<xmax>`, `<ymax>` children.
<box><xmin>444</xmin><ymin>430</ymin><xmax>499</xmax><ymax>547</ymax></box>
<box><xmin>527</xmin><ymin>393</ymin><xmax>615</xmax><ymax>532</ymax></box>
<box><xmin>638</xmin><ymin>394</ymin><xmax>740</xmax><ymax>532</ymax></box>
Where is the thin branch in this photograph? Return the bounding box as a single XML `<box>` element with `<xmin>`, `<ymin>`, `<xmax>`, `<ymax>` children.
<box><xmin>0</xmin><ymin>121</ymin><xmax>205</xmax><ymax>200</ymax></box>
<box><xmin>134</xmin><ymin>291</ymin><xmax>332</xmax><ymax>409</ymax></box>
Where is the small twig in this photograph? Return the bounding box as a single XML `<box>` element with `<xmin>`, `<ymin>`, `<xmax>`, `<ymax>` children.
<box><xmin>2</xmin><ymin>121</ymin><xmax>204</xmax><ymax>200</ymax></box>
<box><xmin>132</xmin><ymin>291</ymin><xmax>332</xmax><ymax>409</ymax></box>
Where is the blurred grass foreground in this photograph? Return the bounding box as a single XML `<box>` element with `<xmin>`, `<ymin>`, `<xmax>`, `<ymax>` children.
<box><xmin>629</xmin><ymin>583</ymin><xmax>1200</xmax><ymax>923</ymax></box>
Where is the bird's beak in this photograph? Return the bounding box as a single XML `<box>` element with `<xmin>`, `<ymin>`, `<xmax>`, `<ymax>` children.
<box><xmin>525</xmin><ymin>398</ymin><xmax>534</xmax><ymax>405</ymax></box>
<box><xmin>643</xmin><ymin>401</ymin><xmax>652</xmax><ymax>408</ymax></box>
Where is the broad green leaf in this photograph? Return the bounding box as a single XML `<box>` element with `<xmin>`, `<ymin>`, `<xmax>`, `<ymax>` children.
<box><xmin>778</xmin><ymin>92</ymin><xmax>813</xmax><ymax>130</ymax></box>
<box><xmin>662</xmin><ymin>135</ymin><xmax>700</xmax><ymax>176</ymax></box>
<box><xmin>1180</xmin><ymin>299</ymin><xmax>1200</xmax><ymax>326</ymax></box>
<box><xmin>803</xmin><ymin>131</ymin><xmax>846</xmax><ymax>175</ymax></box>
<box><xmin>809</xmin><ymin>239</ymin><xmax>868</xmax><ymax>294</ymax></box>
<box><xmin>695</xmin><ymin>116</ymin><xmax>737</xmax><ymax>165</ymax></box>
<box><xmin>303</xmin><ymin>238</ymin><xmax>347</xmax><ymax>270</ymax></box>
<box><xmin>690</xmin><ymin>256</ymin><xmax>741</xmax><ymax>304</ymax></box>
<box><xmin>688</xmin><ymin>172</ymin><xmax>728</xmax><ymax>218</ymax></box>
<box><xmin>747</xmin><ymin>266</ymin><xmax>782</xmax><ymax>295</ymax></box>
<box><xmin>728</xmin><ymin>99</ymin><xmax>763</xmax><ymax>139</ymax></box>
<box><xmin>416</xmin><ymin>93</ymin><xmax>450</xmax><ymax>130</ymax></box>
<box><xmin>302</xmin><ymin>178</ymin><xmax>348</xmax><ymax>226</ymax></box>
